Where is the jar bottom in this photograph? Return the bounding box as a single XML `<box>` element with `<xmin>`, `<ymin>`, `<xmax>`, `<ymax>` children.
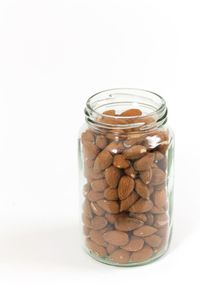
<box><xmin>84</xmin><ymin>227</ymin><xmax>172</xmax><ymax>267</ymax></box>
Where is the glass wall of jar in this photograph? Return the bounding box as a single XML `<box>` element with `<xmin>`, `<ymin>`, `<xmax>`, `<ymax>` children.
<box><xmin>79</xmin><ymin>89</ymin><xmax>174</xmax><ymax>266</ymax></box>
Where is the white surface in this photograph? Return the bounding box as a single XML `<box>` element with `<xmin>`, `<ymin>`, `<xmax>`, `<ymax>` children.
<box><xmin>0</xmin><ymin>0</ymin><xmax>199</xmax><ymax>299</ymax></box>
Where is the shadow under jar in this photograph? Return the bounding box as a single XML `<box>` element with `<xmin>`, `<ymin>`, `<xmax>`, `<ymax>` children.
<box><xmin>79</xmin><ymin>88</ymin><xmax>174</xmax><ymax>266</ymax></box>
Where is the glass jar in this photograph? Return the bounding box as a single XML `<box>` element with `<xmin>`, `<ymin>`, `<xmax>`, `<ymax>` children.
<box><xmin>79</xmin><ymin>88</ymin><xmax>174</xmax><ymax>266</ymax></box>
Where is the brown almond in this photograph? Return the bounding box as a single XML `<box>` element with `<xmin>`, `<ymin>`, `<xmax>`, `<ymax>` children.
<box><xmin>83</xmin><ymin>225</ymin><xmax>90</xmax><ymax>236</ymax></box>
<box><xmin>96</xmin><ymin>135</ymin><xmax>108</xmax><ymax>149</ymax></box>
<box><xmin>90</xmin><ymin>229</ymin><xmax>107</xmax><ymax>246</ymax></box>
<box><xmin>104</xmin><ymin>188</ymin><xmax>118</xmax><ymax>200</ymax></box>
<box><xmin>106</xmin><ymin>244</ymin><xmax>118</xmax><ymax>254</ymax></box>
<box><xmin>140</xmin><ymin>169</ymin><xmax>152</xmax><ymax>184</ymax></box>
<box><xmin>91</xmin><ymin>216</ymin><xmax>108</xmax><ymax>230</ymax></box>
<box><xmin>153</xmin><ymin>189</ymin><xmax>167</xmax><ymax>208</ymax></box>
<box><xmin>81</xmin><ymin>130</ymin><xmax>95</xmax><ymax>144</ymax></box>
<box><xmin>118</xmin><ymin>176</ymin><xmax>135</xmax><ymax>200</ymax></box>
<box><xmin>151</xmin><ymin>168</ymin><xmax>166</xmax><ymax>185</ymax></box>
<box><xmin>129</xmin><ymin>198</ymin><xmax>153</xmax><ymax>213</ymax></box>
<box><xmin>105</xmin><ymin>141</ymin><xmax>124</xmax><ymax>154</ymax></box>
<box><xmin>83</xmin><ymin>183</ymin><xmax>90</xmax><ymax>196</ymax></box>
<box><xmin>83</xmin><ymin>200</ymin><xmax>93</xmax><ymax>219</ymax></box>
<box><xmin>130</xmin><ymin>213</ymin><xmax>147</xmax><ymax>222</ymax></box>
<box><xmin>133</xmin><ymin>225</ymin><xmax>157</xmax><ymax>237</ymax></box>
<box><xmin>86</xmin><ymin>239</ymin><xmax>107</xmax><ymax>257</ymax></box>
<box><xmin>115</xmin><ymin>216</ymin><xmax>144</xmax><ymax>231</ymax></box>
<box><xmin>90</xmin><ymin>202</ymin><xmax>105</xmax><ymax>216</ymax></box>
<box><xmin>105</xmin><ymin>165</ymin><xmax>121</xmax><ymax>188</ymax></box>
<box><xmin>135</xmin><ymin>179</ymin><xmax>150</xmax><ymax>199</ymax></box>
<box><xmin>83</xmin><ymin>143</ymin><xmax>99</xmax><ymax>160</ymax></box>
<box><xmin>123</xmin><ymin>145</ymin><xmax>147</xmax><ymax>159</ymax></box>
<box><xmin>121</xmin><ymin>236</ymin><xmax>144</xmax><ymax>252</ymax></box>
<box><xmin>120</xmin><ymin>191</ymin><xmax>139</xmax><ymax>212</ymax></box>
<box><xmin>110</xmin><ymin>249</ymin><xmax>130</xmax><ymax>264</ymax></box>
<box><xmin>91</xmin><ymin>179</ymin><xmax>108</xmax><ymax>192</ymax></box>
<box><xmin>134</xmin><ymin>153</ymin><xmax>155</xmax><ymax>171</ymax></box>
<box><xmin>144</xmin><ymin>234</ymin><xmax>162</xmax><ymax>248</ymax></box>
<box><xmin>113</xmin><ymin>154</ymin><xmax>130</xmax><ymax>169</ymax></box>
<box><xmin>94</xmin><ymin>150</ymin><xmax>113</xmax><ymax>172</ymax></box>
<box><xmin>120</xmin><ymin>108</ymin><xmax>142</xmax><ymax>116</ymax></box>
<box><xmin>150</xmin><ymin>206</ymin><xmax>165</xmax><ymax>214</ymax></box>
<box><xmin>97</xmin><ymin>200</ymin><xmax>119</xmax><ymax>214</ymax></box>
<box><xmin>105</xmin><ymin>213</ymin><xmax>117</xmax><ymax>224</ymax></box>
<box><xmin>103</xmin><ymin>230</ymin><xmax>129</xmax><ymax>246</ymax></box>
<box><xmin>154</xmin><ymin>151</ymin><xmax>165</xmax><ymax>161</ymax></box>
<box><xmin>130</xmin><ymin>245</ymin><xmax>153</xmax><ymax>262</ymax></box>
<box><xmin>154</xmin><ymin>214</ymin><xmax>168</xmax><ymax>228</ymax></box>
<box><xmin>146</xmin><ymin>213</ymin><xmax>154</xmax><ymax>225</ymax></box>
<box><xmin>87</xmin><ymin>190</ymin><xmax>104</xmax><ymax>202</ymax></box>
<box><xmin>124</xmin><ymin>165</ymin><xmax>137</xmax><ymax>178</ymax></box>
<box><xmin>103</xmin><ymin>109</ymin><xmax>116</xmax><ymax>116</ymax></box>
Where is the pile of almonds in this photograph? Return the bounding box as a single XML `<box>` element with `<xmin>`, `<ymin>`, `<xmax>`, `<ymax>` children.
<box><xmin>81</xmin><ymin>108</ymin><xmax>170</xmax><ymax>265</ymax></box>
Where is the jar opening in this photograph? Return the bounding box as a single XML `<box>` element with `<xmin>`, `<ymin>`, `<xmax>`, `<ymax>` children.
<box><xmin>85</xmin><ymin>88</ymin><xmax>167</xmax><ymax>131</ymax></box>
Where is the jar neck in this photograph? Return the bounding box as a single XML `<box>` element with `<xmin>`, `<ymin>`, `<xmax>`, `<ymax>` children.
<box><xmin>84</xmin><ymin>89</ymin><xmax>168</xmax><ymax>132</ymax></box>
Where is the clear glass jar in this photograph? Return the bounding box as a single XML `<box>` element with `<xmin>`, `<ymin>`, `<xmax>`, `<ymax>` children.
<box><xmin>79</xmin><ymin>88</ymin><xmax>174</xmax><ymax>266</ymax></box>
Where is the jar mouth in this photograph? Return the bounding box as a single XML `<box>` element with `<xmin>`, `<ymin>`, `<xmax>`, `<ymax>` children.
<box><xmin>85</xmin><ymin>88</ymin><xmax>167</xmax><ymax>131</ymax></box>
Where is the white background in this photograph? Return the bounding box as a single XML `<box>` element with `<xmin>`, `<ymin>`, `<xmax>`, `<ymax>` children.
<box><xmin>0</xmin><ymin>0</ymin><xmax>199</xmax><ymax>299</ymax></box>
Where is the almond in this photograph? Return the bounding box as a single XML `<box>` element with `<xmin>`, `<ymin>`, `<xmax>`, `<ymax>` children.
<box><xmin>90</xmin><ymin>229</ymin><xmax>107</xmax><ymax>246</ymax></box>
<box><xmin>120</xmin><ymin>191</ymin><xmax>139</xmax><ymax>212</ymax></box>
<box><xmin>86</xmin><ymin>239</ymin><xmax>107</xmax><ymax>257</ymax></box>
<box><xmin>91</xmin><ymin>179</ymin><xmax>108</xmax><ymax>192</ymax></box>
<box><xmin>110</xmin><ymin>249</ymin><xmax>130</xmax><ymax>264</ymax></box>
<box><xmin>91</xmin><ymin>216</ymin><xmax>108</xmax><ymax>230</ymax></box>
<box><xmin>115</xmin><ymin>216</ymin><xmax>144</xmax><ymax>231</ymax></box>
<box><xmin>113</xmin><ymin>154</ymin><xmax>130</xmax><ymax>169</ymax></box>
<box><xmin>105</xmin><ymin>141</ymin><xmax>124</xmax><ymax>154</ymax></box>
<box><xmin>105</xmin><ymin>165</ymin><xmax>121</xmax><ymax>188</ymax></box>
<box><xmin>81</xmin><ymin>130</ymin><xmax>95</xmax><ymax>144</ymax></box>
<box><xmin>129</xmin><ymin>198</ymin><xmax>153</xmax><ymax>213</ymax></box>
<box><xmin>135</xmin><ymin>179</ymin><xmax>150</xmax><ymax>199</ymax></box>
<box><xmin>121</xmin><ymin>236</ymin><xmax>144</xmax><ymax>252</ymax></box>
<box><xmin>103</xmin><ymin>230</ymin><xmax>129</xmax><ymax>246</ymax></box>
<box><xmin>105</xmin><ymin>213</ymin><xmax>117</xmax><ymax>224</ymax></box>
<box><xmin>94</xmin><ymin>150</ymin><xmax>113</xmax><ymax>172</ymax></box>
<box><xmin>90</xmin><ymin>202</ymin><xmax>105</xmax><ymax>216</ymax></box>
<box><xmin>103</xmin><ymin>109</ymin><xmax>116</xmax><ymax>116</ymax></box>
<box><xmin>134</xmin><ymin>153</ymin><xmax>155</xmax><ymax>171</ymax></box>
<box><xmin>154</xmin><ymin>214</ymin><xmax>168</xmax><ymax>228</ymax></box>
<box><xmin>123</xmin><ymin>145</ymin><xmax>147</xmax><ymax>159</ymax></box>
<box><xmin>83</xmin><ymin>142</ymin><xmax>99</xmax><ymax>160</ymax></box>
<box><xmin>130</xmin><ymin>213</ymin><xmax>147</xmax><ymax>222</ymax></box>
<box><xmin>151</xmin><ymin>167</ymin><xmax>166</xmax><ymax>185</ymax></box>
<box><xmin>87</xmin><ymin>190</ymin><xmax>104</xmax><ymax>202</ymax></box>
<box><xmin>106</xmin><ymin>244</ymin><xmax>118</xmax><ymax>254</ymax></box>
<box><xmin>96</xmin><ymin>135</ymin><xmax>108</xmax><ymax>149</ymax></box>
<box><xmin>118</xmin><ymin>176</ymin><xmax>135</xmax><ymax>200</ymax></box>
<box><xmin>140</xmin><ymin>169</ymin><xmax>152</xmax><ymax>184</ymax></box>
<box><xmin>153</xmin><ymin>189</ymin><xmax>167</xmax><ymax>208</ymax></box>
<box><xmin>104</xmin><ymin>188</ymin><xmax>118</xmax><ymax>200</ymax></box>
<box><xmin>144</xmin><ymin>234</ymin><xmax>161</xmax><ymax>248</ymax></box>
<box><xmin>120</xmin><ymin>108</ymin><xmax>142</xmax><ymax>116</ymax></box>
<box><xmin>130</xmin><ymin>245</ymin><xmax>153</xmax><ymax>262</ymax></box>
<box><xmin>133</xmin><ymin>225</ymin><xmax>157</xmax><ymax>237</ymax></box>
<box><xmin>150</xmin><ymin>206</ymin><xmax>165</xmax><ymax>214</ymax></box>
<box><xmin>97</xmin><ymin>199</ymin><xmax>119</xmax><ymax>214</ymax></box>
<box><xmin>124</xmin><ymin>165</ymin><xmax>137</xmax><ymax>178</ymax></box>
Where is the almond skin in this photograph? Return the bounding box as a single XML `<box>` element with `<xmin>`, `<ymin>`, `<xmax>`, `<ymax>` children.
<box><xmin>96</xmin><ymin>135</ymin><xmax>108</xmax><ymax>149</ymax></box>
<box><xmin>134</xmin><ymin>153</ymin><xmax>155</xmax><ymax>171</ymax></box>
<box><xmin>97</xmin><ymin>199</ymin><xmax>119</xmax><ymax>214</ymax></box>
<box><xmin>135</xmin><ymin>179</ymin><xmax>150</xmax><ymax>199</ymax></box>
<box><xmin>113</xmin><ymin>154</ymin><xmax>130</xmax><ymax>169</ymax></box>
<box><xmin>90</xmin><ymin>229</ymin><xmax>107</xmax><ymax>246</ymax></box>
<box><xmin>105</xmin><ymin>165</ymin><xmax>121</xmax><ymax>188</ymax></box>
<box><xmin>144</xmin><ymin>234</ymin><xmax>162</xmax><ymax>248</ymax></box>
<box><xmin>103</xmin><ymin>230</ymin><xmax>129</xmax><ymax>246</ymax></box>
<box><xmin>140</xmin><ymin>169</ymin><xmax>152</xmax><ymax>184</ymax></box>
<box><xmin>87</xmin><ymin>190</ymin><xmax>104</xmax><ymax>202</ymax></box>
<box><xmin>120</xmin><ymin>108</ymin><xmax>142</xmax><ymax>116</ymax></box>
<box><xmin>124</xmin><ymin>165</ymin><xmax>137</xmax><ymax>178</ymax></box>
<box><xmin>153</xmin><ymin>189</ymin><xmax>167</xmax><ymax>208</ymax></box>
<box><xmin>123</xmin><ymin>145</ymin><xmax>147</xmax><ymax>159</ymax></box>
<box><xmin>118</xmin><ymin>176</ymin><xmax>135</xmax><ymax>200</ymax></box>
<box><xmin>83</xmin><ymin>143</ymin><xmax>100</xmax><ymax>160</ymax></box>
<box><xmin>129</xmin><ymin>198</ymin><xmax>153</xmax><ymax>213</ymax></box>
<box><xmin>133</xmin><ymin>225</ymin><xmax>158</xmax><ymax>237</ymax></box>
<box><xmin>94</xmin><ymin>150</ymin><xmax>113</xmax><ymax>172</ymax></box>
<box><xmin>90</xmin><ymin>202</ymin><xmax>105</xmax><ymax>216</ymax></box>
<box><xmin>106</xmin><ymin>244</ymin><xmax>118</xmax><ymax>254</ymax></box>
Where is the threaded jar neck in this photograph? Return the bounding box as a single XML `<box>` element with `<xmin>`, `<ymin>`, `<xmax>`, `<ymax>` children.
<box><xmin>84</xmin><ymin>88</ymin><xmax>167</xmax><ymax>132</ymax></box>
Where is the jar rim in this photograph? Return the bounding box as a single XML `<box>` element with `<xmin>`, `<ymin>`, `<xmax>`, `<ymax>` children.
<box><xmin>85</xmin><ymin>88</ymin><xmax>167</xmax><ymax>130</ymax></box>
